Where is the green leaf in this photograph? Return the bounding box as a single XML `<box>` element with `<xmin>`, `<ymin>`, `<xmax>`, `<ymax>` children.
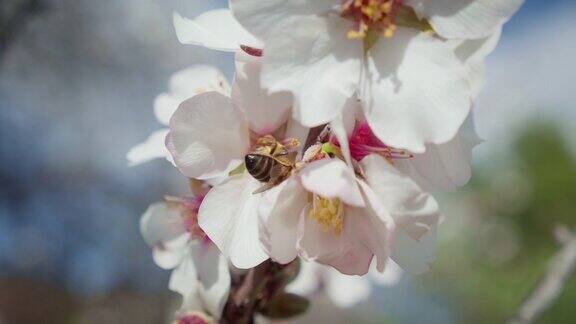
<box><xmin>259</xmin><ymin>293</ymin><xmax>310</xmax><ymax>319</ymax></box>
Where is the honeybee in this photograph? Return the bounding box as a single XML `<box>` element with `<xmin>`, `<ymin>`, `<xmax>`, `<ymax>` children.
<box><xmin>245</xmin><ymin>135</ymin><xmax>300</xmax><ymax>194</ymax></box>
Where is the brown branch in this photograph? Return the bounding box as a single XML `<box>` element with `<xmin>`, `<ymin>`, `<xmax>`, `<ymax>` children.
<box><xmin>220</xmin><ymin>260</ymin><xmax>301</xmax><ymax>324</ymax></box>
<box><xmin>507</xmin><ymin>226</ymin><xmax>576</xmax><ymax>324</ymax></box>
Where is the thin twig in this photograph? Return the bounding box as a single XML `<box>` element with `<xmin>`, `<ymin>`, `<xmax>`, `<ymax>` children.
<box><xmin>507</xmin><ymin>226</ymin><xmax>576</xmax><ymax>324</ymax></box>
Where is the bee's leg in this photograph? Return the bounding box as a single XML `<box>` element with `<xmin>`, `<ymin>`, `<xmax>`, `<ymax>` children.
<box><xmin>256</xmin><ymin>135</ymin><xmax>277</xmax><ymax>147</ymax></box>
<box><xmin>252</xmin><ymin>182</ymin><xmax>276</xmax><ymax>194</ymax></box>
<box><xmin>252</xmin><ymin>165</ymin><xmax>290</xmax><ymax>194</ymax></box>
<box><xmin>282</xmin><ymin>138</ymin><xmax>301</xmax><ymax>151</ymax></box>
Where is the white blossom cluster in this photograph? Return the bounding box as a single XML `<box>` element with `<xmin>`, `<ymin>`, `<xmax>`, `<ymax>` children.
<box><xmin>129</xmin><ymin>0</ymin><xmax>523</xmax><ymax>322</ymax></box>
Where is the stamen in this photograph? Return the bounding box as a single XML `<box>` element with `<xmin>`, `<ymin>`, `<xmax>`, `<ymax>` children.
<box><xmin>309</xmin><ymin>195</ymin><xmax>344</xmax><ymax>236</ymax></box>
<box><xmin>341</xmin><ymin>0</ymin><xmax>402</xmax><ymax>39</ymax></box>
<box><xmin>332</xmin><ymin>121</ymin><xmax>413</xmax><ymax>162</ymax></box>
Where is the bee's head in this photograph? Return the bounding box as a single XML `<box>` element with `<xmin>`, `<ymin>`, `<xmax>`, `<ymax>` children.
<box><xmin>317</xmin><ymin>124</ymin><xmax>332</xmax><ymax>143</ymax></box>
<box><xmin>244</xmin><ymin>154</ymin><xmax>259</xmax><ymax>170</ymax></box>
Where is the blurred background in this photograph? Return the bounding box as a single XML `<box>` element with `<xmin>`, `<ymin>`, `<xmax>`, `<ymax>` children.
<box><xmin>0</xmin><ymin>0</ymin><xmax>574</xmax><ymax>323</ymax></box>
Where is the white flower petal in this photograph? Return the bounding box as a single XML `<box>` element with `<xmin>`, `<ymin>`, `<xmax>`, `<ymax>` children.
<box><xmin>232</xmin><ymin>52</ymin><xmax>292</xmax><ymax>135</ymax></box>
<box><xmin>300</xmin><ymin>158</ymin><xmax>364</xmax><ymax>207</ymax></box>
<box><xmin>451</xmin><ymin>29</ymin><xmax>501</xmax><ymax>98</ymax></box>
<box><xmin>391</xmin><ymin>225</ymin><xmax>437</xmax><ymax>275</ymax></box>
<box><xmin>395</xmin><ymin>113</ymin><xmax>482</xmax><ymax>191</ymax></box>
<box><xmin>127</xmin><ymin>129</ymin><xmax>170</xmax><ymax>166</ymax></box>
<box><xmin>152</xmin><ymin>236</ymin><xmax>189</xmax><ymax>270</ymax></box>
<box><xmin>199</xmin><ymin>174</ymin><xmax>269</xmax><ymax>269</ymax></box>
<box><xmin>408</xmin><ymin>0</ymin><xmax>523</xmax><ymax>39</ymax></box>
<box><xmin>140</xmin><ymin>202</ymin><xmax>186</xmax><ymax>248</ymax></box>
<box><xmin>230</xmin><ymin>0</ymin><xmax>336</xmax><ymax>41</ymax></box>
<box><xmin>340</xmin><ymin>96</ymin><xmax>362</xmax><ymax>136</ymax></box>
<box><xmin>285</xmin><ymin>118</ymin><xmax>309</xmax><ymax>156</ymax></box>
<box><xmin>169</xmin><ymin>252</ymin><xmax>199</xmax><ymax>298</ymax></box>
<box><xmin>155</xmin><ymin>65</ymin><xmax>231</xmax><ymax>126</ymax></box>
<box><xmin>330</xmin><ymin>113</ymin><xmax>353</xmax><ymax>168</ymax></box>
<box><xmin>361</xmin><ymin>155</ymin><xmax>440</xmax><ymax>240</ymax></box>
<box><xmin>260</xmin><ymin>177</ymin><xmax>307</xmax><ymax>264</ymax></box>
<box><xmin>258</xmin><ymin>15</ymin><xmax>363</xmax><ymax>127</ymax></box>
<box><xmin>325</xmin><ymin>267</ymin><xmax>372</xmax><ymax>308</ymax></box>
<box><xmin>177</xmin><ymin>291</ymin><xmax>204</xmax><ymax>317</ymax></box>
<box><xmin>167</xmin><ymin>92</ymin><xmax>249</xmax><ymax>179</ymax></box>
<box><xmin>355</xmin><ymin>180</ymin><xmax>395</xmax><ymax>272</ymax></box>
<box><xmin>297</xmin><ymin>205</ymin><xmax>372</xmax><ymax>275</ymax></box>
<box><xmin>174</xmin><ymin>9</ymin><xmax>261</xmax><ymax>52</ymax></box>
<box><xmin>369</xmin><ymin>260</ymin><xmax>402</xmax><ymax>286</ymax></box>
<box><xmin>174</xmin><ymin>292</ymin><xmax>206</xmax><ymax>317</ymax></box>
<box><xmin>140</xmin><ymin>203</ymin><xmax>190</xmax><ymax>269</ymax></box>
<box><xmin>365</xmin><ymin>28</ymin><xmax>471</xmax><ymax>153</ymax></box>
<box><xmin>190</xmin><ymin>242</ymin><xmax>231</xmax><ymax>317</ymax></box>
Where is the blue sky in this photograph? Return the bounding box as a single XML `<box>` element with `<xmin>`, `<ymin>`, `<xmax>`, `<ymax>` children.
<box><xmin>475</xmin><ymin>0</ymin><xmax>576</xmax><ymax>160</ymax></box>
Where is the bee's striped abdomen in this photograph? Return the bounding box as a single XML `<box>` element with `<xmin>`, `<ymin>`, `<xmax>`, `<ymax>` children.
<box><xmin>245</xmin><ymin>154</ymin><xmax>272</xmax><ymax>182</ymax></box>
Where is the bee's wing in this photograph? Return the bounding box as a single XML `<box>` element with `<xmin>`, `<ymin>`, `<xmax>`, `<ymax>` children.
<box><xmin>273</xmin><ymin>151</ymin><xmax>297</xmax><ymax>166</ymax></box>
<box><xmin>252</xmin><ymin>182</ymin><xmax>276</xmax><ymax>194</ymax></box>
<box><xmin>272</xmin><ymin>162</ymin><xmax>291</xmax><ymax>179</ymax></box>
<box><xmin>252</xmin><ymin>163</ymin><xmax>291</xmax><ymax>194</ymax></box>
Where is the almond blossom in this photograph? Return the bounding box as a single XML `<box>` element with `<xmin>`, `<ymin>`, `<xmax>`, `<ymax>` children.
<box><xmin>256</xmin><ymin>95</ymin><xmax>479</xmax><ymax>274</ymax></box>
<box><xmin>166</xmin><ymin>67</ymin><xmax>478</xmax><ymax>276</ymax></box>
<box><xmin>140</xmin><ymin>189</ymin><xmax>230</xmax><ymax>321</ymax></box>
<box><xmin>260</xmin><ymin>140</ymin><xmax>439</xmax><ymax>275</ymax></box>
<box><xmin>227</xmin><ymin>0</ymin><xmax>521</xmax><ymax>152</ymax></box>
<box><xmin>129</xmin><ymin>0</ymin><xmax>526</xmax><ymax>321</ymax></box>
<box><xmin>166</xmin><ymin>52</ymin><xmax>303</xmax><ymax>269</ymax></box>
<box><xmin>174</xmin><ymin>7</ymin><xmax>503</xmax><ymax>101</ymax></box>
<box><xmin>127</xmin><ymin>65</ymin><xmax>230</xmax><ymax>166</ymax></box>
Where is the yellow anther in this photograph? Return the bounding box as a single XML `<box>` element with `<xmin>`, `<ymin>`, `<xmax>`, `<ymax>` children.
<box><xmin>342</xmin><ymin>0</ymin><xmax>398</xmax><ymax>40</ymax></box>
<box><xmin>309</xmin><ymin>195</ymin><xmax>344</xmax><ymax>236</ymax></box>
<box><xmin>381</xmin><ymin>2</ymin><xmax>392</xmax><ymax>14</ymax></box>
<box><xmin>347</xmin><ymin>23</ymin><xmax>369</xmax><ymax>39</ymax></box>
<box><xmin>384</xmin><ymin>24</ymin><xmax>397</xmax><ymax>38</ymax></box>
<box><xmin>327</xmin><ymin>202</ymin><xmax>338</xmax><ymax>214</ymax></box>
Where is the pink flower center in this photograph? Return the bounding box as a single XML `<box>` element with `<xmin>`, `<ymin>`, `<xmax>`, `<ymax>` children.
<box><xmin>334</xmin><ymin>122</ymin><xmax>413</xmax><ymax>162</ymax></box>
<box><xmin>180</xmin><ymin>195</ymin><xmax>209</xmax><ymax>241</ymax></box>
<box><xmin>176</xmin><ymin>313</ymin><xmax>210</xmax><ymax>324</ymax></box>
<box><xmin>341</xmin><ymin>0</ymin><xmax>403</xmax><ymax>39</ymax></box>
